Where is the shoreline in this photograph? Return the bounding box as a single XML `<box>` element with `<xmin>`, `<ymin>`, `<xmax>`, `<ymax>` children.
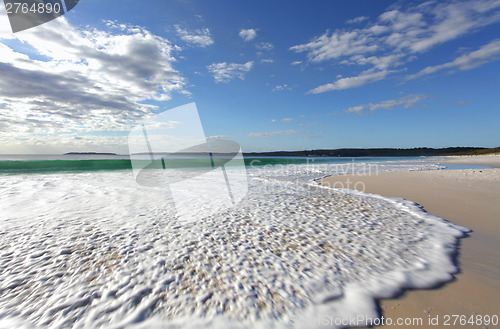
<box><xmin>318</xmin><ymin>155</ymin><xmax>500</xmax><ymax>328</ymax></box>
<box><xmin>443</xmin><ymin>154</ymin><xmax>500</xmax><ymax>167</ymax></box>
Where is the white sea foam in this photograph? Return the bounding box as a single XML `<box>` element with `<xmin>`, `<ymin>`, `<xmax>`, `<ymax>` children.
<box><xmin>0</xmin><ymin>158</ymin><xmax>468</xmax><ymax>328</ymax></box>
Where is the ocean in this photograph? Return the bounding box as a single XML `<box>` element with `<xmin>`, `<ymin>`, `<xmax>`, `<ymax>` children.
<box><xmin>0</xmin><ymin>154</ymin><xmax>446</xmax><ymax>175</ymax></box>
<box><xmin>0</xmin><ymin>155</ymin><xmax>469</xmax><ymax>328</ymax></box>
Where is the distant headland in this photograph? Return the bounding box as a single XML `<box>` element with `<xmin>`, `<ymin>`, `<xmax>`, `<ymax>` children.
<box><xmin>63</xmin><ymin>147</ymin><xmax>499</xmax><ymax>158</ymax></box>
<box><xmin>244</xmin><ymin>146</ymin><xmax>500</xmax><ymax>157</ymax></box>
<box><xmin>64</xmin><ymin>152</ymin><xmax>118</xmax><ymax>156</ymax></box>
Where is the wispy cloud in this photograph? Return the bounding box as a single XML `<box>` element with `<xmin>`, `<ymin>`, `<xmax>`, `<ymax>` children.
<box><xmin>272</xmin><ymin>84</ymin><xmax>291</xmax><ymax>92</ymax></box>
<box><xmin>345</xmin><ymin>105</ymin><xmax>365</xmax><ymax>115</ymax></box>
<box><xmin>291</xmin><ymin>29</ymin><xmax>378</xmax><ymax>63</ymax></box>
<box><xmin>256</xmin><ymin>42</ymin><xmax>273</xmax><ymax>50</ymax></box>
<box><xmin>248</xmin><ymin>129</ymin><xmax>300</xmax><ymax>137</ymax></box>
<box><xmin>347</xmin><ymin>16</ymin><xmax>369</xmax><ymax>24</ymax></box>
<box><xmin>345</xmin><ymin>94</ymin><xmax>427</xmax><ymax>115</ymax></box>
<box><xmin>0</xmin><ymin>134</ymin><xmax>130</xmax><ymax>154</ymax></box>
<box><xmin>408</xmin><ymin>39</ymin><xmax>500</xmax><ymax>79</ymax></box>
<box><xmin>0</xmin><ymin>17</ymin><xmax>185</xmax><ymax>137</ymax></box>
<box><xmin>239</xmin><ymin>28</ymin><xmax>258</xmax><ymax>41</ymax></box>
<box><xmin>270</xmin><ymin>116</ymin><xmax>294</xmax><ymax>122</ymax></box>
<box><xmin>206</xmin><ymin>61</ymin><xmax>254</xmax><ymax>83</ymax></box>
<box><xmin>454</xmin><ymin>100</ymin><xmax>470</xmax><ymax>106</ymax></box>
<box><xmin>370</xmin><ymin>94</ymin><xmax>427</xmax><ymax>110</ymax></box>
<box><xmin>309</xmin><ymin>70</ymin><xmax>391</xmax><ymax>94</ymax></box>
<box><xmin>175</xmin><ymin>25</ymin><xmax>214</xmax><ymax>47</ymax></box>
<box><xmin>291</xmin><ymin>0</ymin><xmax>500</xmax><ymax>93</ymax></box>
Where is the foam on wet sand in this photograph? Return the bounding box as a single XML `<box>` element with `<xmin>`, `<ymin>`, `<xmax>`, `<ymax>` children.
<box><xmin>0</xmin><ymin>158</ymin><xmax>474</xmax><ymax>328</ymax></box>
<box><xmin>319</xmin><ymin>155</ymin><xmax>500</xmax><ymax>328</ymax></box>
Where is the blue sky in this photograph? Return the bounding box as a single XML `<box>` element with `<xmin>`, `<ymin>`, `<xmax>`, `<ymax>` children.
<box><xmin>0</xmin><ymin>0</ymin><xmax>499</xmax><ymax>153</ymax></box>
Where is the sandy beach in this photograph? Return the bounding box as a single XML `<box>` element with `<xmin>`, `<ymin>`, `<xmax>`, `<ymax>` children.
<box><xmin>318</xmin><ymin>155</ymin><xmax>500</xmax><ymax>328</ymax></box>
<box><xmin>4</xmin><ymin>157</ymin><xmax>466</xmax><ymax>329</ymax></box>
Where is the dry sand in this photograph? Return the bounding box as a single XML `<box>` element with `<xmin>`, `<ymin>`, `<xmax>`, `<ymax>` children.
<box><xmin>318</xmin><ymin>155</ymin><xmax>500</xmax><ymax>328</ymax></box>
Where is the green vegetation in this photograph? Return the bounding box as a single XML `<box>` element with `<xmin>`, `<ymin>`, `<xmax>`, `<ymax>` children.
<box><xmin>448</xmin><ymin>146</ymin><xmax>500</xmax><ymax>156</ymax></box>
<box><xmin>244</xmin><ymin>147</ymin><xmax>492</xmax><ymax>157</ymax></box>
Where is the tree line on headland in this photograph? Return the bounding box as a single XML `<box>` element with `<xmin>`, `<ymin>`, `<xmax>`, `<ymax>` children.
<box><xmin>244</xmin><ymin>146</ymin><xmax>500</xmax><ymax>157</ymax></box>
<box><xmin>65</xmin><ymin>146</ymin><xmax>500</xmax><ymax>157</ymax></box>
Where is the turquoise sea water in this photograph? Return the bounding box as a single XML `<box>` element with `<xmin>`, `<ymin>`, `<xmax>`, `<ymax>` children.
<box><xmin>438</xmin><ymin>163</ymin><xmax>493</xmax><ymax>170</ymax></box>
<box><xmin>0</xmin><ymin>154</ymin><xmax>431</xmax><ymax>175</ymax></box>
<box><xmin>0</xmin><ymin>154</ymin><xmax>492</xmax><ymax>175</ymax></box>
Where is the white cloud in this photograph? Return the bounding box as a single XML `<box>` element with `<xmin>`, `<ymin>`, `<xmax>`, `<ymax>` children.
<box><xmin>347</xmin><ymin>16</ymin><xmax>369</xmax><ymax>24</ymax></box>
<box><xmin>291</xmin><ymin>61</ymin><xmax>302</xmax><ymax>65</ymax></box>
<box><xmin>0</xmin><ymin>134</ymin><xmax>130</xmax><ymax>154</ymax></box>
<box><xmin>270</xmin><ymin>116</ymin><xmax>294</xmax><ymax>121</ymax></box>
<box><xmin>351</xmin><ymin>54</ymin><xmax>404</xmax><ymax>70</ymax></box>
<box><xmin>261</xmin><ymin>59</ymin><xmax>274</xmax><ymax>63</ymax></box>
<box><xmin>345</xmin><ymin>105</ymin><xmax>365</xmax><ymax>115</ymax></box>
<box><xmin>239</xmin><ymin>28</ymin><xmax>258</xmax><ymax>41</ymax></box>
<box><xmin>454</xmin><ymin>100</ymin><xmax>469</xmax><ymax>105</ymax></box>
<box><xmin>291</xmin><ymin>0</ymin><xmax>500</xmax><ymax>92</ymax></box>
<box><xmin>367</xmin><ymin>25</ymin><xmax>390</xmax><ymax>35</ymax></box>
<box><xmin>290</xmin><ymin>30</ymin><xmax>378</xmax><ymax>63</ymax></box>
<box><xmin>309</xmin><ymin>70</ymin><xmax>391</xmax><ymax>94</ymax></box>
<box><xmin>407</xmin><ymin>1</ymin><xmax>500</xmax><ymax>53</ymax></box>
<box><xmin>248</xmin><ymin>130</ymin><xmax>300</xmax><ymax>137</ymax></box>
<box><xmin>272</xmin><ymin>84</ymin><xmax>291</xmax><ymax>92</ymax></box>
<box><xmin>0</xmin><ymin>7</ymin><xmax>12</xmax><ymax>35</ymax></box>
<box><xmin>175</xmin><ymin>25</ymin><xmax>214</xmax><ymax>47</ymax></box>
<box><xmin>0</xmin><ymin>17</ymin><xmax>186</xmax><ymax>139</ymax></box>
<box><xmin>369</xmin><ymin>94</ymin><xmax>427</xmax><ymax>111</ymax></box>
<box><xmin>345</xmin><ymin>94</ymin><xmax>427</xmax><ymax>114</ymax></box>
<box><xmin>408</xmin><ymin>39</ymin><xmax>500</xmax><ymax>79</ymax></box>
<box><xmin>256</xmin><ymin>42</ymin><xmax>273</xmax><ymax>50</ymax></box>
<box><xmin>206</xmin><ymin>61</ymin><xmax>253</xmax><ymax>83</ymax></box>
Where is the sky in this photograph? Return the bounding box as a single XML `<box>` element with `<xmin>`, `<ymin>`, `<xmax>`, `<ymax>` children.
<box><xmin>0</xmin><ymin>0</ymin><xmax>499</xmax><ymax>154</ymax></box>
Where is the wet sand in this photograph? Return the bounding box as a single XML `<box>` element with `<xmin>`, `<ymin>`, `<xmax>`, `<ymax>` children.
<box><xmin>318</xmin><ymin>155</ymin><xmax>500</xmax><ymax>328</ymax></box>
